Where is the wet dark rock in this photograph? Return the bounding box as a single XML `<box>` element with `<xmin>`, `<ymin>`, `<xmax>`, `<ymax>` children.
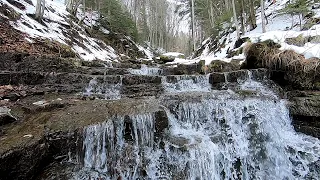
<box><xmin>2</xmin><ymin>92</ymin><xmax>21</xmax><ymax>101</ymax></box>
<box><xmin>104</xmin><ymin>68</ymin><xmax>129</xmax><ymax>75</ymax></box>
<box><xmin>289</xmin><ymin>92</ymin><xmax>320</xmax><ymax>138</ymax></box>
<box><xmin>168</xmin><ymin>135</ymin><xmax>190</xmax><ymax>147</ymax></box>
<box><xmin>0</xmin><ymin>107</ymin><xmax>17</xmax><ymax>126</ymax></box>
<box><xmin>122</xmin><ymin>75</ymin><xmax>162</xmax><ymax>85</ymax></box>
<box><xmin>162</xmin><ymin>60</ymin><xmax>205</xmax><ymax>75</ymax></box>
<box><xmin>154</xmin><ymin>111</ymin><xmax>169</xmax><ymax>140</ymax></box>
<box><xmin>170</xmin><ymin>63</ymin><xmax>203</xmax><ymax>75</ymax></box>
<box><xmin>111</xmin><ymin>62</ymin><xmax>141</xmax><ymax>69</ymax></box>
<box><xmin>0</xmin><ymin>113</ymin><xmax>16</xmax><ymax>126</ymax></box>
<box><xmin>0</xmin><ymin>71</ymin><xmax>45</xmax><ymax>86</ymax></box>
<box><xmin>0</xmin><ymin>138</ymin><xmax>49</xmax><ymax>180</ymax></box>
<box><xmin>234</xmin><ymin>37</ymin><xmax>250</xmax><ymax>49</ymax></box>
<box><xmin>226</xmin><ymin>70</ymin><xmax>248</xmax><ymax>83</ymax></box>
<box><xmin>250</xmin><ymin>69</ymin><xmax>269</xmax><ymax>81</ymax></box>
<box><xmin>121</xmin><ymin>84</ymin><xmax>163</xmax><ymax>98</ymax></box>
<box><xmin>209</xmin><ymin>73</ymin><xmax>226</xmax><ymax>84</ymax></box>
<box><xmin>45</xmin><ymin>130</ymin><xmax>83</xmax><ymax>163</ymax></box>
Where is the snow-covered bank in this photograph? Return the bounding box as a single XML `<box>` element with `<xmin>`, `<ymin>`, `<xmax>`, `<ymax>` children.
<box><xmin>195</xmin><ymin>0</ymin><xmax>320</xmax><ymax>65</ymax></box>
<box><xmin>0</xmin><ymin>0</ymin><xmax>152</xmax><ymax>61</ymax></box>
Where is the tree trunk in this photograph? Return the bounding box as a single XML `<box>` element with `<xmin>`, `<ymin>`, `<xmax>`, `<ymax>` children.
<box><xmin>232</xmin><ymin>0</ymin><xmax>240</xmax><ymax>38</ymax></box>
<box><xmin>35</xmin><ymin>0</ymin><xmax>45</xmax><ymax>21</ymax></box>
<box><xmin>240</xmin><ymin>0</ymin><xmax>245</xmax><ymax>35</ymax></box>
<box><xmin>248</xmin><ymin>0</ymin><xmax>257</xmax><ymax>30</ymax></box>
<box><xmin>191</xmin><ymin>0</ymin><xmax>196</xmax><ymax>51</ymax></box>
<box><xmin>261</xmin><ymin>0</ymin><xmax>266</xmax><ymax>33</ymax></box>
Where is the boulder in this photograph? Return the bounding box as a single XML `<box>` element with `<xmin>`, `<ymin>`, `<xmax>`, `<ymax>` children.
<box><xmin>0</xmin><ymin>107</ymin><xmax>16</xmax><ymax>126</ymax></box>
<box><xmin>289</xmin><ymin>91</ymin><xmax>320</xmax><ymax>138</ymax></box>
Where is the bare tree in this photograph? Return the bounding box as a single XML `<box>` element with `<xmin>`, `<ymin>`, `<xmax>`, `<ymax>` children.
<box><xmin>261</xmin><ymin>0</ymin><xmax>266</xmax><ymax>33</ymax></box>
<box><xmin>66</xmin><ymin>0</ymin><xmax>82</xmax><ymax>15</ymax></box>
<box><xmin>232</xmin><ymin>0</ymin><xmax>240</xmax><ymax>38</ymax></box>
<box><xmin>191</xmin><ymin>0</ymin><xmax>196</xmax><ymax>51</ymax></box>
<box><xmin>35</xmin><ymin>0</ymin><xmax>45</xmax><ymax>21</ymax></box>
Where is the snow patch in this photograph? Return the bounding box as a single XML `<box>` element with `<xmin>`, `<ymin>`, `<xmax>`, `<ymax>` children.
<box><xmin>1</xmin><ymin>0</ymin><xmax>118</xmax><ymax>61</ymax></box>
<box><xmin>196</xmin><ymin>0</ymin><xmax>320</xmax><ymax>65</ymax></box>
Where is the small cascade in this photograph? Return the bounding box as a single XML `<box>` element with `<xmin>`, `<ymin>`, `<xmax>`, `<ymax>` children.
<box><xmin>162</xmin><ymin>74</ymin><xmax>211</xmax><ymax>93</ymax></box>
<box><xmin>162</xmin><ymin>98</ymin><xmax>320</xmax><ymax>179</ymax></box>
<box><xmin>75</xmin><ymin>114</ymin><xmax>156</xmax><ymax>179</ymax></box>
<box><xmin>240</xmin><ymin>70</ymin><xmax>276</xmax><ymax>97</ymax></box>
<box><xmin>74</xmin><ymin>72</ymin><xmax>320</xmax><ymax>180</ymax></box>
<box><xmin>84</xmin><ymin>77</ymin><xmax>122</xmax><ymax>100</ymax></box>
<box><xmin>128</xmin><ymin>65</ymin><xmax>163</xmax><ymax>76</ymax></box>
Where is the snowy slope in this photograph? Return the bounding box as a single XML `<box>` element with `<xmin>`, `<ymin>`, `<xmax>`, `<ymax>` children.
<box><xmin>196</xmin><ymin>0</ymin><xmax>320</xmax><ymax>65</ymax></box>
<box><xmin>0</xmin><ymin>0</ymin><xmax>153</xmax><ymax>61</ymax></box>
<box><xmin>1</xmin><ymin>0</ymin><xmax>119</xmax><ymax>61</ymax></box>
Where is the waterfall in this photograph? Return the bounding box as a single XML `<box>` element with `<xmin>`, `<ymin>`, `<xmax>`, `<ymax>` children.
<box><xmin>162</xmin><ymin>74</ymin><xmax>211</xmax><ymax>93</ymax></box>
<box><xmin>128</xmin><ymin>65</ymin><xmax>163</xmax><ymax>76</ymax></box>
<box><xmin>75</xmin><ymin>71</ymin><xmax>320</xmax><ymax>180</ymax></box>
<box><xmin>84</xmin><ymin>77</ymin><xmax>122</xmax><ymax>100</ymax></box>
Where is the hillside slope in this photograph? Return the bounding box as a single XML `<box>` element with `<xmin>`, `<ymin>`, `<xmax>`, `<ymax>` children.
<box><xmin>0</xmin><ymin>0</ymin><xmax>151</xmax><ymax>62</ymax></box>
<box><xmin>194</xmin><ymin>0</ymin><xmax>320</xmax><ymax>65</ymax></box>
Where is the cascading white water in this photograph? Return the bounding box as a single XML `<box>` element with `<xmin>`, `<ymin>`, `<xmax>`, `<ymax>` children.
<box><xmin>128</xmin><ymin>65</ymin><xmax>163</xmax><ymax>75</ymax></box>
<box><xmin>162</xmin><ymin>74</ymin><xmax>211</xmax><ymax>93</ymax></box>
<box><xmin>240</xmin><ymin>71</ymin><xmax>276</xmax><ymax>97</ymax></box>
<box><xmin>75</xmin><ymin>72</ymin><xmax>320</xmax><ymax>180</ymax></box>
<box><xmin>163</xmin><ymin>98</ymin><xmax>320</xmax><ymax>179</ymax></box>
<box><xmin>84</xmin><ymin>77</ymin><xmax>122</xmax><ymax>100</ymax></box>
<box><xmin>75</xmin><ymin>114</ymin><xmax>156</xmax><ymax>179</ymax></box>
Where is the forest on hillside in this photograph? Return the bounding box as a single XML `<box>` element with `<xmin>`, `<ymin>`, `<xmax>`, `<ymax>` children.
<box><xmin>33</xmin><ymin>0</ymin><xmax>320</xmax><ymax>55</ymax></box>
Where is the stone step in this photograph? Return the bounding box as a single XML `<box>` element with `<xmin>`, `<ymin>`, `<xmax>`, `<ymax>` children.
<box><xmin>0</xmin><ymin>69</ymin><xmax>272</xmax><ymax>99</ymax></box>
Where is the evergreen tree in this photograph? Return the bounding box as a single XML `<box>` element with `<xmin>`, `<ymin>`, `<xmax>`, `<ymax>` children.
<box><xmin>100</xmin><ymin>0</ymin><xmax>138</xmax><ymax>40</ymax></box>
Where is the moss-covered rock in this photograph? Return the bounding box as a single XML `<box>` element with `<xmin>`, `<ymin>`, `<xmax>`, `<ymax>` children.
<box><xmin>159</xmin><ymin>55</ymin><xmax>175</xmax><ymax>63</ymax></box>
<box><xmin>289</xmin><ymin>91</ymin><xmax>320</xmax><ymax>138</ymax></box>
<box><xmin>285</xmin><ymin>35</ymin><xmax>320</xmax><ymax>47</ymax></box>
<box><xmin>208</xmin><ymin>60</ymin><xmax>241</xmax><ymax>73</ymax></box>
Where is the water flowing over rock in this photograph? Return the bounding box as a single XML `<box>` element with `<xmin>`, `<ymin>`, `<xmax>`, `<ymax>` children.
<box><xmin>84</xmin><ymin>77</ymin><xmax>122</xmax><ymax>100</ymax></box>
<box><xmin>128</xmin><ymin>65</ymin><xmax>163</xmax><ymax>76</ymax></box>
<box><xmin>73</xmin><ymin>72</ymin><xmax>320</xmax><ymax>180</ymax></box>
<box><xmin>162</xmin><ymin>75</ymin><xmax>211</xmax><ymax>93</ymax></box>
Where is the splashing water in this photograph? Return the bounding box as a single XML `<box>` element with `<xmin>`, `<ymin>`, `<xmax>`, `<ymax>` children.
<box><xmin>128</xmin><ymin>65</ymin><xmax>163</xmax><ymax>76</ymax></box>
<box><xmin>240</xmin><ymin>71</ymin><xmax>277</xmax><ymax>97</ymax></box>
<box><xmin>84</xmin><ymin>78</ymin><xmax>122</xmax><ymax>100</ymax></box>
<box><xmin>162</xmin><ymin>74</ymin><xmax>211</xmax><ymax>93</ymax></box>
<box><xmin>75</xmin><ymin>71</ymin><xmax>320</xmax><ymax>179</ymax></box>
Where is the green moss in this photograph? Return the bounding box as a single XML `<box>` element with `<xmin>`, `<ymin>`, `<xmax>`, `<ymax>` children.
<box><xmin>285</xmin><ymin>34</ymin><xmax>306</xmax><ymax>47</ymax></box>
<box><xmin>159</xmin><ymin>55</ymin><xmax>175</xmax><ymax>63</ymax></box>
<box><xmin>207</xmin><ymin>60</ymin><xmax>240</xmax><ymax>73</ymax></box>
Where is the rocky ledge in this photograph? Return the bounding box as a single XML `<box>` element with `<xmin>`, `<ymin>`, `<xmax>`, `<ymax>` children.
<box><xmin>288</xmin><ymin>91</ymin><xmax>320</xmax><ymax>138</ymax></box>
<box><xmin>0</xmin><ymin>52</ymin><xmax>319</xmax><ymax>179</ymax></box>
<box><xmin>0</xmin><ymin>94</ymin><xmax>168</xmax><ymax>180</ymax></box>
